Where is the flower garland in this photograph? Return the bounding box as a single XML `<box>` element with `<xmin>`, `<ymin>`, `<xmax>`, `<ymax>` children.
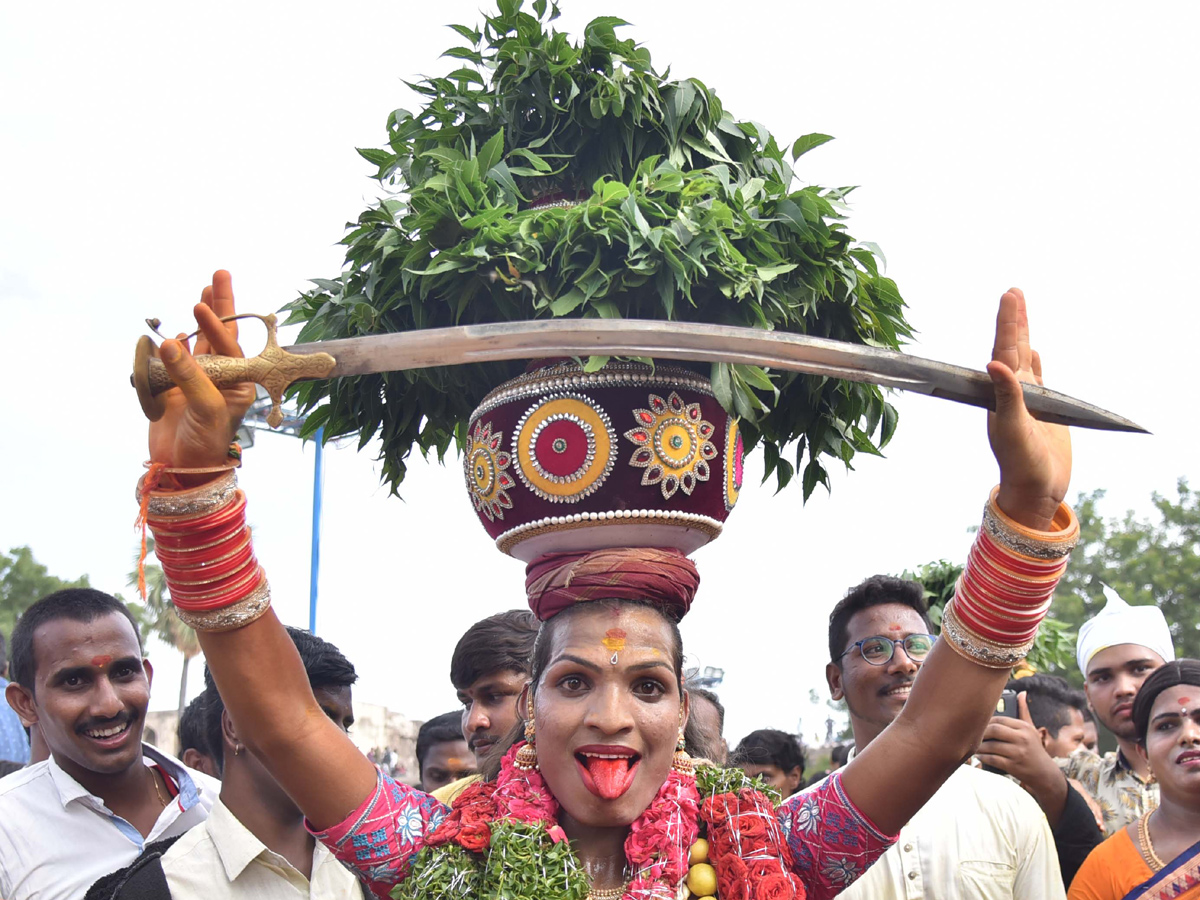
<box><xmin>392</xmin><ymin>742</ymin><xmax>805</xmax><ymax>900</ymax></box>
<box><xmin>695</xmin><ymin>767</ymin><xmax>805</xmax><ymax>900</ymax></box>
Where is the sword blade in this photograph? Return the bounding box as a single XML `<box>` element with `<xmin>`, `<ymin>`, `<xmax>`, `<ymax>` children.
<box><xmin>282</xmin><ymin>319</ymin><xmax>1146</xmax><ymax>434</ymax></box>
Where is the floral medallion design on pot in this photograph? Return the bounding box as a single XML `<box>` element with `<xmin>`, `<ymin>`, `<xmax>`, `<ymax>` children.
<box><xmin>625</xmin><ymin>392</ymin><xmax>717</xmax><ymax>500</ymax></box>
<box><xmin>723</xmin><ymin>416</ymin><xmax>744</xmax><ymax>511</ymax></box>
<box><xmin>464</xmin><ymin>420</ymin><xmax>514</xmax><ymax>521</ymax></box>
<box><xmin>513</xmin><ymin>393</ymin><xmax>615</xmax><ymax>503</ymax></box>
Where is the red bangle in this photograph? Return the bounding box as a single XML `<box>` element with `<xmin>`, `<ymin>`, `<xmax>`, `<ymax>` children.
<box><xmin>971</xmin><ymin>544</ymin><xmax>1064</xmax><ymax>590</ymax></box>
<box><xmin>960</xmin><ymin>562</ymin><xmax>1055</xmax><ymax>608</ymax></box>
<box><xmin>954</xmin><ymin>596</ymin><xmax>1044</xmax><ymax>642</ymax></box>
<box><xmin>160</xmin><ymin>543</ymin><xmax>255</xmax><ymax>586</ymax></box>
<box><xmin>151</xmin><ymin>517</ymin><xmax>248</xmax><ymax>552</ymax></box>
<box><xmin>975</xmin><ymin>531</ymin><xmax>1068</xmax><ymax>580</ymax></box>
<box><xmin>957</xmin><ymin>572</ymin><xmax>1051</xmax><ymax>622</ymax></box>
<box><xmin>171</xmin><ymin>569</ymin><xmax>266</xmax><ymax>612</ymax></box>
<box><xmin>169</xmin><ymin>566</ymin><xmax>264</xmax><ymax>610</ymax></box>
<box><xmin>154</xmin><ymin>530</ymin><xmax>252</xmax><ymax>567</ymax></box>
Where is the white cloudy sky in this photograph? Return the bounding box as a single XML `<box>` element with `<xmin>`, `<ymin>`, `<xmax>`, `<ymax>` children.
<box><xmin>2</xmin><ymin>1</ymin><xmax>1196</xmax><ymax>747</ymax></box>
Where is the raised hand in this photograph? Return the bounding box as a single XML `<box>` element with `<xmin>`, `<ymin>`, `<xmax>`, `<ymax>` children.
<box><xmin>986</xmin><ymin>288</ymin><xmax>1072</xmax><ymax>530</ymax></box>
<box><xmin>147</xmin><ymin>270</ymin><xmax>256</xmax><ymax>471</ymax></box>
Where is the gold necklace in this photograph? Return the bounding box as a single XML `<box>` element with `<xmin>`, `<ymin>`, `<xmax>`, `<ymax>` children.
<box><xmin>150</xmin><ymin>769</ymin><xmax>168</xmax><ymax>808</ymax></box>
<box><xmin>587</xmin><ymin>880</ymin><xmax>631</xmax><ymax>900</ymax></box>
<box><xmin>1138</xmin><ymin>810</ymin><xmax>1167</xmax><ymax>871</ymax></box>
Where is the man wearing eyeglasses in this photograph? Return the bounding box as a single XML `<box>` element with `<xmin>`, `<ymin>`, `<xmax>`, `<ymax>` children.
<box><xmin>811</xmin><ymin>575</ymin><xmax>1065</xmax><ymax>900</ymax></box>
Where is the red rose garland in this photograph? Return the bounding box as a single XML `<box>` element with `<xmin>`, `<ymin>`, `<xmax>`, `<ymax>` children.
<box><xmin>701</xmin><ymin>788</ymin><xmax>805</xmax><ymax>900</ymax></box>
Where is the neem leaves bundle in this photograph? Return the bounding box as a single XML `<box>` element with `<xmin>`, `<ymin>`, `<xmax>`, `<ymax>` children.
<box><xmin>284</xmin><ymin>0</ymin><xmax>911</xmax><ymax>497</ymax></box>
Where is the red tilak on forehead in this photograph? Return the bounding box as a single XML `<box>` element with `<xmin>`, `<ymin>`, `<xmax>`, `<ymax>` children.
<box><xmin>1179</xmin><ymin>696</ymin><xmax>1192</xmax><ymax>706</ymax></box>
<box><xmin>91</xmin><ymin>655</ymin><xmax>113</xmax><ymax>668</ymax></box>
<box><xmin>886</xmin><ymin>623</ymin><xmax>902</xmax><ymax>632</ymax></box>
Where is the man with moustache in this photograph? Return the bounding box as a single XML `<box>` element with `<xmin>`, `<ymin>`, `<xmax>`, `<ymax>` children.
<box><xmin>805</xmin><ymin>575</ymin><xmax>1063</xmax><ymax>899</ymax></box>
<box><xmin>87</xmin><ymin>627</ymin><xmax>362</xmax><ymax>900</ymax></box>
<box><xmin>0</xmin><ymin>589</ymin><xmax>217</xmax><ymax>900</ymax></box>
<box><xmin>1061</xmin><ymin>587</ymin><xmax>1173</xmax><ymax>835</ymax></box>
<box><xmin>436</xmin><ymin>609</ymin><xmax>538</xmax><ymax>803</ymax></box>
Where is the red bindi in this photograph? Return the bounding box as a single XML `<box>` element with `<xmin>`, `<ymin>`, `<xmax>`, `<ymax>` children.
<box><xmin>91</xmin><ymin>655</ymin><xmax>112</xmax><ymax>668</ymax></box>
<box><xmin>1179</xmin><ymin>696</ymin><xmax>1192</xmax><ymax>705</ymax></box>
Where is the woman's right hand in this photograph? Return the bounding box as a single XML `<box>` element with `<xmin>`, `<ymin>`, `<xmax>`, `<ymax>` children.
<box><xmin>148</xmin><ymin>270</ymin><xmax>256</xmax><ymax>470</ymax></box>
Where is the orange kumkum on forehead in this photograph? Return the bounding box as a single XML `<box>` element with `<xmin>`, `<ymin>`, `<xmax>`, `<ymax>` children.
<box><xmin>91</xmin><ymin>655</ymin><xmax>113</xmax><ymax>667</ymax></box>
<box><xmin>1180</xmin><ymin>696</ymin><xmax>1193</xmax><ymax>705</ymax></box>
<box><xmin>601</xmin><ymin>628</ymin><xmax>628</xmax><ymax>653</ymax></box>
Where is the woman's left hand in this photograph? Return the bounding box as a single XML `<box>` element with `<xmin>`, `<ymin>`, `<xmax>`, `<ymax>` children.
<box><xmin>987</xmin><ymin>288</ymin><xmax>1072</xmax><ymax>530</ymax></box>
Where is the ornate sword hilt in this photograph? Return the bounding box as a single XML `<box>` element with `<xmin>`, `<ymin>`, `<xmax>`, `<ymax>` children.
<box><xmin>131</xmin><ymin>313</ymin><xmax>337</xmax><ymax>427</ymax></box>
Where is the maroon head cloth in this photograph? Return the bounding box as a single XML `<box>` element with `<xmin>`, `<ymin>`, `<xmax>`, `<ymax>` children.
<box><xmin>525</xmin><ymin>547</ymin><xmax>700</xmax><ymax>622</ymax></box>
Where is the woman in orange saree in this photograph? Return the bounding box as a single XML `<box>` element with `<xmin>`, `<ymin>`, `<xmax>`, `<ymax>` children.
<box><xmin>1070</xmin><ymin>661</ymin><xmax>1200</xmax><ymax>900</ymax></box>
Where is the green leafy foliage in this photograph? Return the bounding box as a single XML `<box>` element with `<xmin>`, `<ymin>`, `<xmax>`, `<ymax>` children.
<box><xmin>1055</xmin><ymin>479</ymin><xmax>1200</xmax><ymax>663</ymax></box>
<box><xmin>0</xmin><ymin>546</ymin><xmax>91</xmax><ymax>639</ymax></box>
<box><xmin>694</xmin><ymin>763</ymin><xmax>782</xmax><ymax>805</ymax></box>
<box><xmin>390</xmin><ymin>822</ymin><xmax>587</xmax><ymax>900</ymax></box>
<box><xmin>0</xmin><ymin>547</ymin><xmax>155</xmax><ymax>665</ymax></box>
<box><xmin>899</xmin><ymin>558</ymin><xmax>1077</xmax><ymax>674</ymax></box>
<box><xmin>284</xmin><ymin>1</ymin><xmax>911</xmax><ymax>496</ymax></box>
<box><xmin>126</xmin><ymin>539</ymin><xmax>203</xmax><ymax>718</ymax></box>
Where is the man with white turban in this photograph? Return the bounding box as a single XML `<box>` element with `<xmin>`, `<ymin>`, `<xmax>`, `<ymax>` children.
<box><xmin>1062</xmin><ymin>585</ymin><xmax>1175</xmax><ymax>835</ymax></box>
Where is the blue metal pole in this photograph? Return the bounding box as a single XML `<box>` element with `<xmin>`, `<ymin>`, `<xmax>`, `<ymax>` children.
<box><xmin>309</xmin><ymin>427</ymin><xmax>325</xmax><ymax>633</ymax></box>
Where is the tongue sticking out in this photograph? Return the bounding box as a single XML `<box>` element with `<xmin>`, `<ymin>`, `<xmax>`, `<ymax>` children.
<box><xmin>586</xmin><ymin>756</ymin><xmax>634</xmax><ymax>800</ymax></box>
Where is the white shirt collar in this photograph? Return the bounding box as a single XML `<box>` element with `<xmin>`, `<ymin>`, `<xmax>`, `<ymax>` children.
<box><xmin>45</xmin><ymin>743</ymin><xmax>209</xmax><ymax>814</ymax></box>
<box><xmin>205</xmin><ymin>796</ymin><xmax>333</xmax><ymax>884</ymax></box>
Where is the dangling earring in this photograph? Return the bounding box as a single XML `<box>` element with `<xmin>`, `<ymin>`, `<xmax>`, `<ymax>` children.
<box><xmin>515</xmin><ymin>693</ymin><xmax>539</xmax><ymax>771</ymax></box>
<box><xmin>672</xmin><ymin>707</ymin><xmax>693</xmax><ymax>774</ymax></box>
<box><xmin>234</xmin><ymin>743</ymin><xmax>242</xmax><ymax>757</ymax></box>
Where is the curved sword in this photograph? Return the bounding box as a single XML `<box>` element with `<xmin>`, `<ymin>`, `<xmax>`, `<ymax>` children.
<box><xmin>132</xmin><ymin>316</ymin><xmax>1147</xmax><ymax>433</ymax></box>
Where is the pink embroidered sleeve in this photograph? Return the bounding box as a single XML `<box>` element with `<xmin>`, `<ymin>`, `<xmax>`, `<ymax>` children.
<box><xmin>776</xmin><ymin>772</ymin><xmax>898</xmax><ymax>900</ymax></box>
<box><xmin>308</xmin><ymin>769</ymin><xmax>448</xmax><ymax>900</ymax></box>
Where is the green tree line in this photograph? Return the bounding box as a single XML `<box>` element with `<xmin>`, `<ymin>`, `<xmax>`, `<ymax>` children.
<box><xmin>902</xmin><ymin>478</ymin><xmax>1200</xmax><ymax>684</ymax></box>
<box><xmin>1</xmin><ymin>544</ymin><xmax>198</xmax><ymax>718</ymax></box>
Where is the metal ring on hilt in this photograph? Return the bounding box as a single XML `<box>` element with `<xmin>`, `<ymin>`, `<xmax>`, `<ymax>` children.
<box><xmin>130</xmin><ymin>312</ymin><xmax>337</xmax><ymax>427</ymax></box>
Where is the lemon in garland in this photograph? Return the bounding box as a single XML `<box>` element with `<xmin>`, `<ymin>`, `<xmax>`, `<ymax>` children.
<box><xmin>687</xmin><ymin>863</ymin><xmax>717</xmax><ymax>897</ymax></box>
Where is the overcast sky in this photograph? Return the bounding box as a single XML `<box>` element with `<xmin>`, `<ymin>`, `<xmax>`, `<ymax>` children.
<box><xmin>2</xmin><ymin>1</ymin><xmax>1197</xmax><ymax>747</ymax></box>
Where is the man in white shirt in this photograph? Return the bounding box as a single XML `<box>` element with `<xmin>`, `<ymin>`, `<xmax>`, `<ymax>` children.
<box><xmin>88</xmin><ymin>626</ymin><xmax>364</xmax><ymax>900</ymax></box>
<box><xmin>1</xmin><ymin>588</ymin><xmax>218</xmax><ymax>900</ymax></box>
<box><xmin>810</xmin><ymin>575</ymin><xmax>1064</xmax><ymax>899</ymax></box>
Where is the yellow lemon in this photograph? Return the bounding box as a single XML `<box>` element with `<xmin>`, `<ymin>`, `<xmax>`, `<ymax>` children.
<box><xmin>688</xmin><ymin>839</ymin><xmax>709</xmax><ymax>865</ymax></box>
<box><xmin>687</xmin><ymin>863</ymin><xmax>717</xmax><ymax>897</ymax></box>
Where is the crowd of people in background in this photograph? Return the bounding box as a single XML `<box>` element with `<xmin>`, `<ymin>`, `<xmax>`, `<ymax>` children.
<box><xmin>0</xmin><ymin>575</ymin><xmax>1189</xmax><ymax>899</ymax></box>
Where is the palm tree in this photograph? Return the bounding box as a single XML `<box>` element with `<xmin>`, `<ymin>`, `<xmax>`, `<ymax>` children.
<box><xmin>127</xmin><ymin>538</ymin><xmax>202</xmax><ymax>720</ymax></box>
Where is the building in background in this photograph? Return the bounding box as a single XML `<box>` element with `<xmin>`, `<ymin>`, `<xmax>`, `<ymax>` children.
<box><xmin>145</xmin><ymin>700</ymin><xmax>421</xmax><ymax>784</ymax></box>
